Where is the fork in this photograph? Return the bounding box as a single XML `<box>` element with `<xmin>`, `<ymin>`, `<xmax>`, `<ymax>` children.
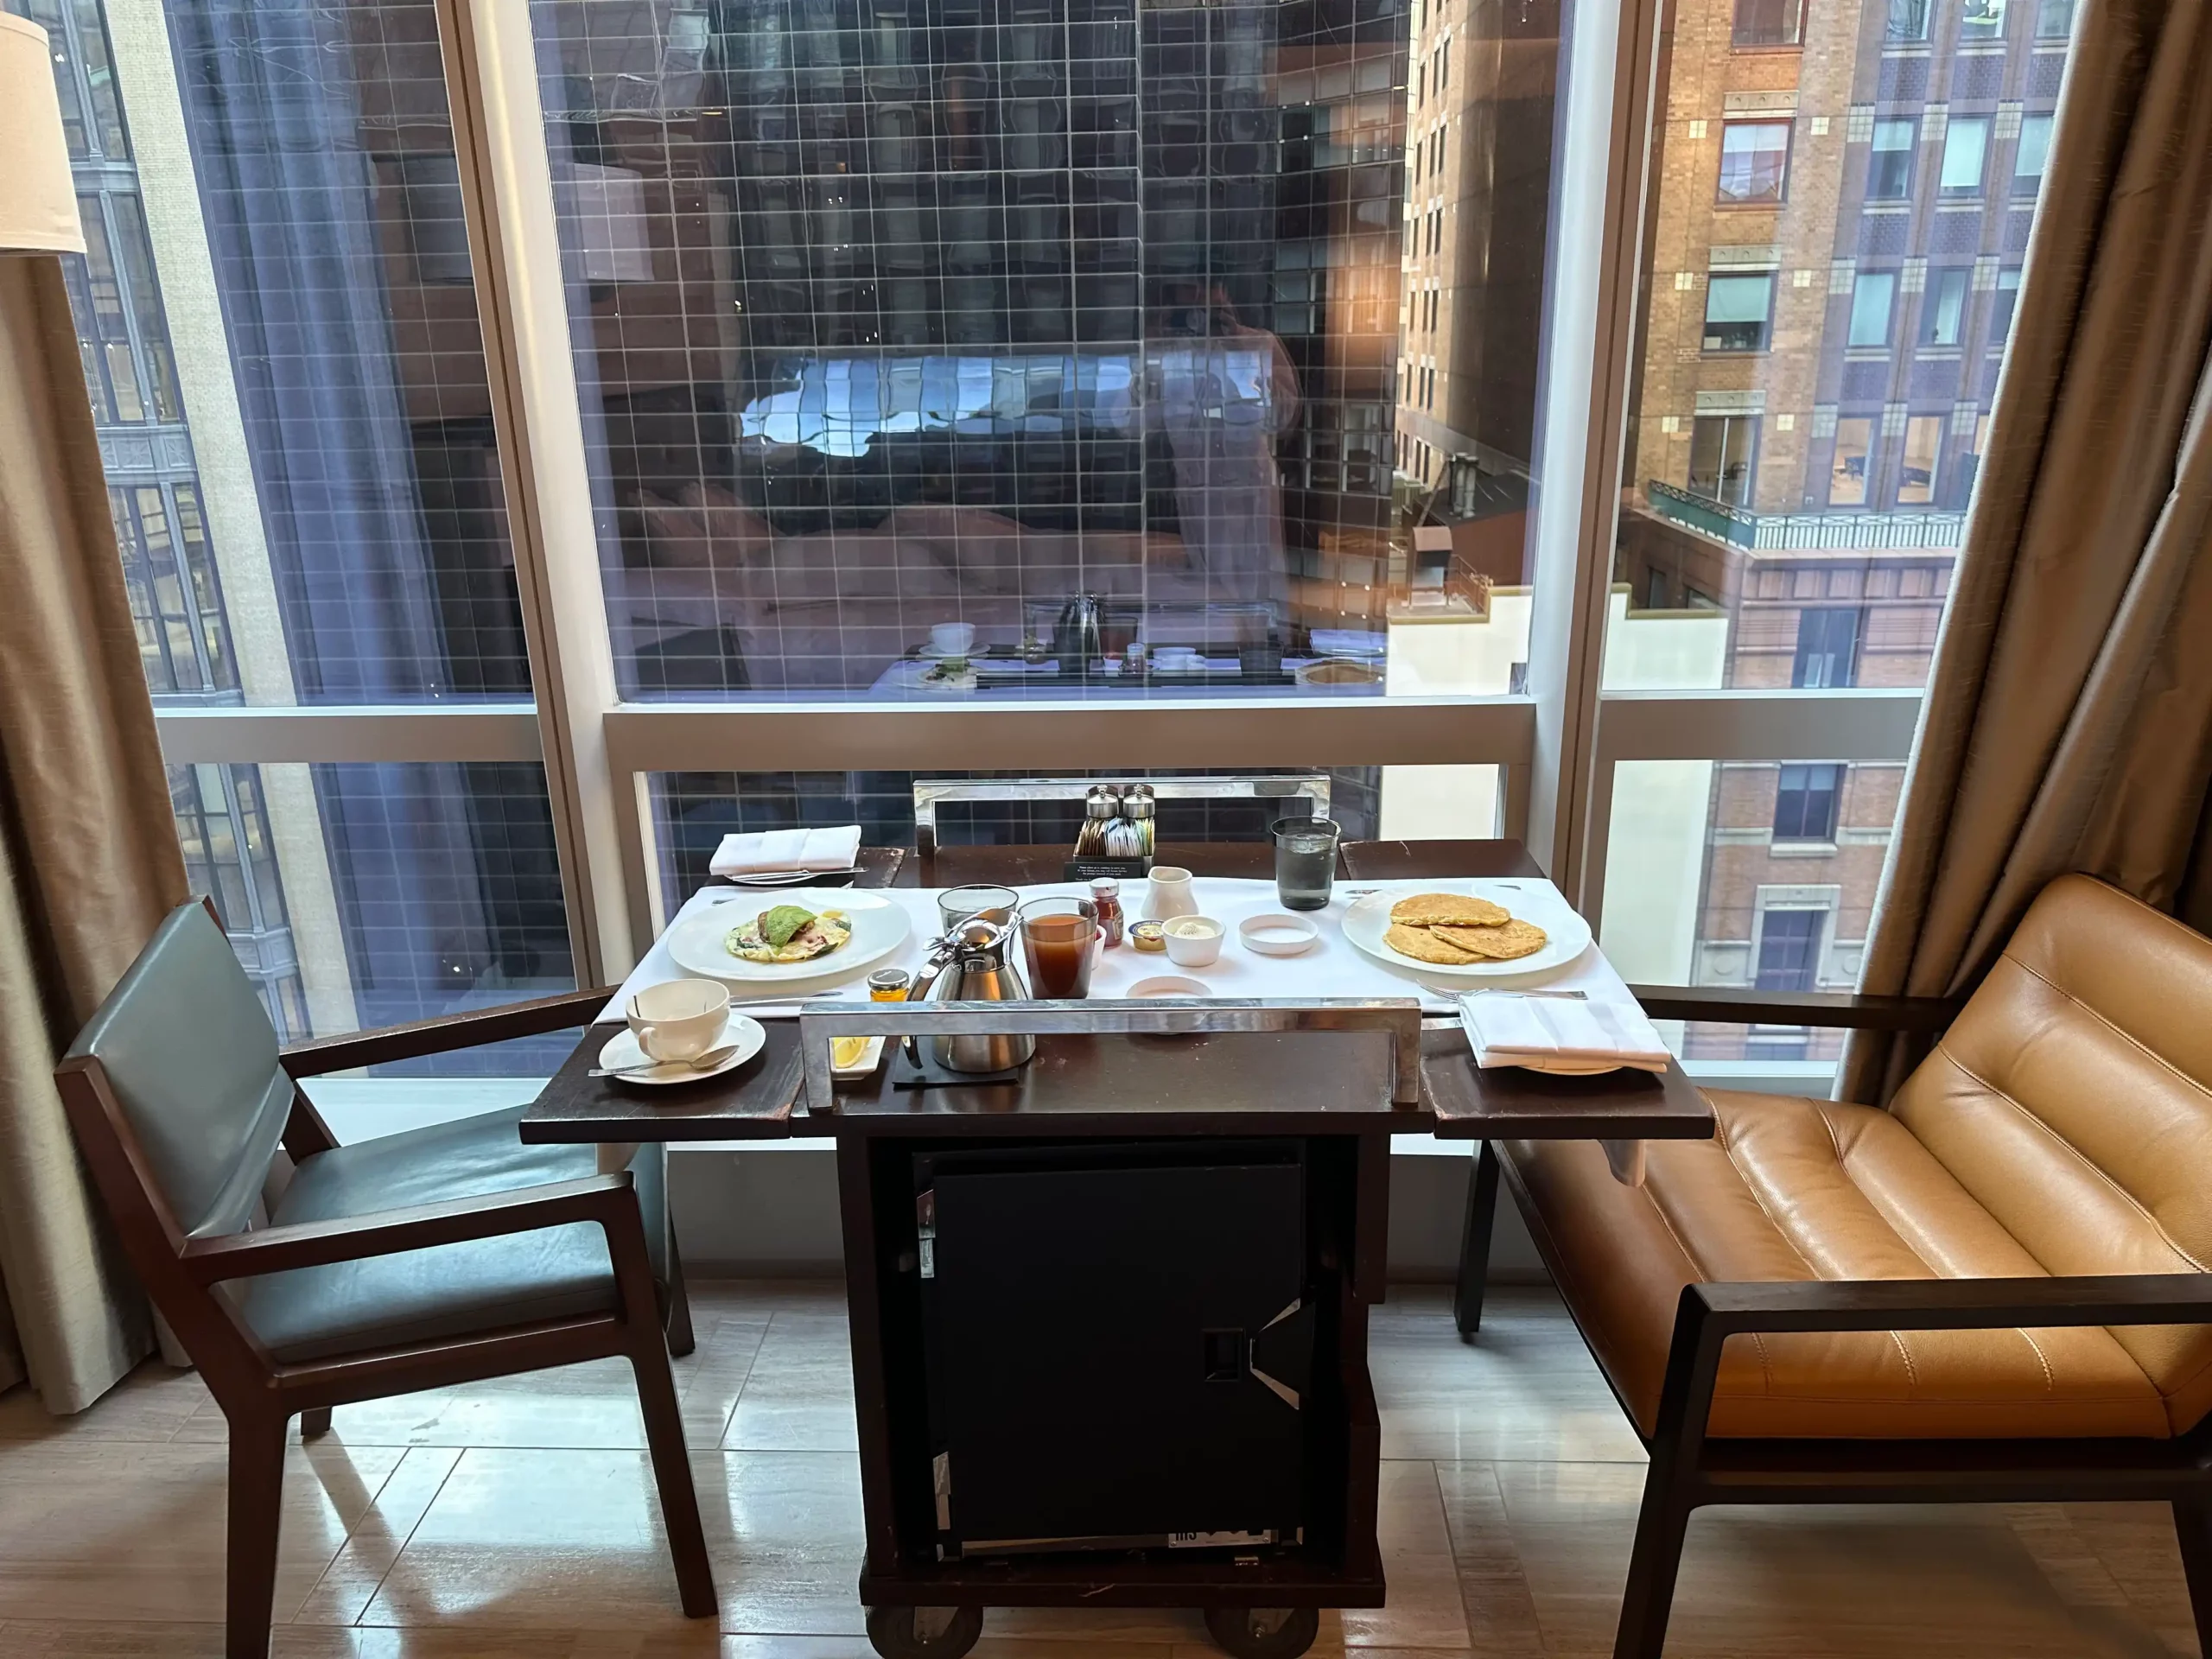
<box><xmin>1463</xmin><ymin>988</ymin><xmax>1588</xmax><ymax>1001</ymax></box>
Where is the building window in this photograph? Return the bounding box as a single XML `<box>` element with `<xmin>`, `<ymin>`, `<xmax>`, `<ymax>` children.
<box><xmin>1847</xmin><ymin>270</ymin><xmax>1896</xmax><ymax>346</ymax></box>
<box><xmin>2013</xmin><ymin>113</ymin><xmax>2053</xmax><ymax>195</ymax></box>
<box><xmin>1792</xmin><ymin>607</ymin><xmax>1860</xmax><ymax>688</ymax></box>
<box><xmin>1990</xmin><ymin>265</ymin><xmax>2024</xmax><ymax>343</ymax></box>
<box><xmin>1897</xmin><ymin>414</ymin><xmax>1943</xmax><ymax>504</ymax></box>
<box><xmin>1703</xmin><ymin>272</ymin><xmax>1774</xmax><ymax>352</ymax></box>
<box><xmin>1829</xmin><ymin>416</ymin><xmax>1874</xmax><ymax>505</ymax></box>
<box><xmin>1867</xmin><ymin>118</ymin><xmax>1917</xmax><ymax>198</ymax></box>
<box><xmin>1754</xmin><ymin>906</ymin><xmax>1827</xmax><ymax>991</ymax></box>
<box><xmin>1773</xmin><ymin>763</ymin><xmax>1842</xmax><ymax>842</ymax></box>
<box><xmin>2036</xmin><ymin>0</ymin><xmax>2074</xmax><ymax>35</ymax></box>
<box><xmin>1961</xmin><ymin>0</ymin><xmax>2008</xmax><ymax>35</ymax></box>
<box><xmin>1940</xmin><ymin>117</ymin><xmax>1990</xmax><ymax>194</ymax></box>
<box><xmin>1688</xmin><ymin>414</ymin><xmax>1760</xmax><ymax>507</ymax></box>
<box><xmin>1732</xmin><ymin>0</ymin><xmax>1805</xmax><ymax>46</ymax></box>
<box><xmin>1920</xmin><ymin>266</ymin><xmax>1970</xmax><ymax>345</ymax></box>
<box><xmin>1718</xmin><ymin>121</ymin><xmax>1791</xmax><ymax>204</ymax></box>
<box><xmin>1885</xmin><ymin>0</ymin><xmax>1930</xmax><ymax>40</ymax></box>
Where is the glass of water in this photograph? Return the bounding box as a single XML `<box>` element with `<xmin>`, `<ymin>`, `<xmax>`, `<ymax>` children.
<box><xmin>1272</xmin><ymin>817</ymin><xmax>1342</xmax><ymax>912</ymax></box>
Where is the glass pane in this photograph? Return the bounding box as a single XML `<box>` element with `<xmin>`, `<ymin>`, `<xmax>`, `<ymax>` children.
<box><xmin>531</xmin><ymin>0</ymin><xmax>1575</xmax><ymax>703</ymax></box>
<box><xmin>1717</xmin><ymin>122</ymin><xmax>1790</xmax><ymax>205</ymax></box>
<box><xmin>11</xmin><ymin>0</ymin><xmax>537</xmax><ymax>706</ymax></box>
<box><xmin>1600</xmin><ymin>759</ymin><xmax>1905</xmax><ymax>1071</ymax></box>
<box><xmin>645</xmin><ymin>766</ymin><xmax>1497</xmax><ymax>902</ymax></box>
<box><xmin>1611</xmin><ymin>2</ymin><xmax>2075</xmax><ymax>694</ymax></box>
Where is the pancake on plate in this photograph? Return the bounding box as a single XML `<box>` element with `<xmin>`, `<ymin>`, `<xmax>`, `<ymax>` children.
<box><xmin>1389</xmin><ymin>892</ymin><xmax>1511</xmax><ymax>928</ymax></box>
<box><xmin>1385</xmin><ymin>922</ymin><xmax>1484</xmax><ymax>964</ymax></box>
<box><xmin>1430</xmin><ymin>918</ymin><xmax>1549</xmax><ymax>961</ymax></box>
<box><xmin>729</xmin><ymin>904</ymin><xmax>852</xmax><ymax>964</ymax></box>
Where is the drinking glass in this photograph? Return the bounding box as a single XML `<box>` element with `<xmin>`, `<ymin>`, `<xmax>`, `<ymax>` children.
<box><xmin>1272</xmin><ymin>817</ymin><xmax>1342</xmax><ymax>912</ymax></box>
<box><xmin>938</xmin><ymin>883</ymin><xmax>1020</xmax><ymax>936</ymax></box>
<box><xmin>1019</xmin><ymin>895</ymin><xmax>1103</xmax><ymax>998</ymax></box>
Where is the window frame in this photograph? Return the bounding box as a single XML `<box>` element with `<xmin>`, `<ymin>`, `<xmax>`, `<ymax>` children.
<box><xmin>1702</xmin><ymin>270</ymin><xmax>1777</xmax><ymax>353</ymax></box>
<box><xmin>1716</xmin><ymin>118</ymin><xmax>1793</xmax><ymax>205</ymax></box>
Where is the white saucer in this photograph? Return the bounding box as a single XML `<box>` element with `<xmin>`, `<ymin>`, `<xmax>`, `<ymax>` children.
<box><xmin>598</xmin><ymin>1016</ymin><xmax>766</xmax><ymax>1085</ymax></box>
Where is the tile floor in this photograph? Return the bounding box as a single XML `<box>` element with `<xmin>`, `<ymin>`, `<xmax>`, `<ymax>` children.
<box><xmin>0</xmin><ymin>1282</ymin><xmax>2199</xmax><ymax>1657</ymax></box>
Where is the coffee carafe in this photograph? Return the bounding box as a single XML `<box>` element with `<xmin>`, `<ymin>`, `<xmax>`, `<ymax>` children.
<box><xmin>906</xmin><ymin>918</ymin><xmax>1038</xmax><ymax>1073</ymax></box>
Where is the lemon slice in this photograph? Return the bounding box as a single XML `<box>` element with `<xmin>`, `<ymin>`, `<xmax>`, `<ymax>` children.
<box><xmin>831</xmin><ymin>1036</ymin><xmax>872</xmax><ymax>1070</ymax></box>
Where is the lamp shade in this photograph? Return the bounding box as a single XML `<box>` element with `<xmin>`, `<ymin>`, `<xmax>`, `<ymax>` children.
<box><xmin>0</xmin><ymin>13</ymin><xmax>86</xmax><ymax>256</ymax></box>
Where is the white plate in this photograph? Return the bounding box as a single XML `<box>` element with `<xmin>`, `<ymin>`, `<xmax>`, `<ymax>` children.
<box><xmin>1341</xmin><ymin>880</ymin><xmax>1593</xmax><ymax>982</ymax></box>
<box><xmin>717</xmin><ymin>868</ymin><xmax>863</xmax><ymax>887</ymax></box>
<box><xmin>598</xmin><ymin>1016</ymin><xmax>766</xmax><ymax>1085</ymax></box>
<box><xmin>667</xmin><ymin>888</ymin><xmax>912</xmax><ymax>989</ymax></box>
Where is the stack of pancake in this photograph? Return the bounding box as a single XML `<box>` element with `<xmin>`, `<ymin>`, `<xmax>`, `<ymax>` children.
<box><xmin>1383</xmin><ymin>893</ymin><xmax>1548</xmax><ymax>963</ymax></box>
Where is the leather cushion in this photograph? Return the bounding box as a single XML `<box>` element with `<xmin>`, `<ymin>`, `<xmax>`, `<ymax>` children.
<box><xmin>238</xmin><ymin>1106</ymin><xmax>666</xmax><ymax>1363</ymax></box>
<box><xmin>1891</xmin><ymin>875</ymin><xmax>2212</xmax><ymax>1432</ymax></box>
<box><xmin>1505</xmin><ymin>1089</ymin><xmax>2170</xmax><ymax>1440</ymax></box>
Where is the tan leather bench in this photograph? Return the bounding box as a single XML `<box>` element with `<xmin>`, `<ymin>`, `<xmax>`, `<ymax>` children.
<box><xmin>1461</xmin><ymin>875</ymin><xmax>2212</xmax><ymax>1657</ymax></box>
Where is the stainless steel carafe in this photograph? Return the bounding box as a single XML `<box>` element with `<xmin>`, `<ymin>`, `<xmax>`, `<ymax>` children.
<box><xmin>907</xmin><ymin>918</ymin><xmax>1038</xmax><ymax>1073</ymax></box>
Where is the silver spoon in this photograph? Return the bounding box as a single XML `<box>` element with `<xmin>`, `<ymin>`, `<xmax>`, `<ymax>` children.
<box><xmin>590</xmin><ymin>1040</ymin><xmax>743</xmax><ymax>1079</ymax></box>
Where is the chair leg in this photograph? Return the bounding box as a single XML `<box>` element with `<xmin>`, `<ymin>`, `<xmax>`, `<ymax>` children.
<box><xmin>297</xmin><ymin>1406</ymin><xmax>333</xmax><ymax>1439</ymax></box>
<box><xmin>664</xmin><ymin>1229</ymin><xmax>696</xmax><ymax>1360</ymax></box>
<box><xmin>1611</xmin><ymin>1457</ymin><xmax>1694</xmax><ymax>1659</ymax></box>
<box><xmin>632</xmin><ymin>1339</ymin><xmax>717</xmax><ymax>1618</ymax></box>
<box><xmin>226</xmin><ymin>1415</ymin><xmax>288</xmax><ymax>1659</ymax></box>
<box><xmin>2172</xmin><ymin>1497</ymin><xmax>2212</xmax><ymax>1655</ymax></box>
<box><xmin>1454</xmin><ymin>1141</ymin><xmax>1502</xmax><ymax>1341</ymax></box>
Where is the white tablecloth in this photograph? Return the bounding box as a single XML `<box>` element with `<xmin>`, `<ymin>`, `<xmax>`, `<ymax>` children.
<box><xmin>603</xmin><ymin>876</ymin><xmax>1597</xmax><ymax>1020</ymax></box>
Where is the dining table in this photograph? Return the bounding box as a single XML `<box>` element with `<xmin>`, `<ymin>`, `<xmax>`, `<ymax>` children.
<box><xmin>515</xmin><ymin>836</ymin><xmax>1713</xmax><ymax>1659</ymax></box>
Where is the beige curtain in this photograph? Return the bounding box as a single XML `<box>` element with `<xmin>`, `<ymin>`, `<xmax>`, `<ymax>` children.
<box><xmin>1842</xmin><ymin>0</ymin><xmax>2212</xmax><ymax>1104</ymax></box>
<box><xmin>0</xmin><ymin>255</ymin><xmax>188</xmax><ymax>1411</ymax></box>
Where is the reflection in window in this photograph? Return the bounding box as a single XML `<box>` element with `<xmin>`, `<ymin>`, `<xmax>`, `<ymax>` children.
<box><xmin>1732</xmin><ymin>0</ymin><xmax>1804</xmax><ymax>46</ymax></box>
<box><xmin>1828</xmin><ymin>417</ymin><xmax>1873</xmax><ymax>505</ymax></box>
<box><xmin>1897</xmin><ymin>414</ymin><xmax>1943</xmax><ymax>505</ymax></box>
<box><xmin>1754</xmin><ymin>906</ymin><xmax>1825</xmax><ymax>991</ymax></box>
<box><xmin>1867</xmin><ymin>118</ymin><xmax>1918</xmax><ymax>198</ymax></box>
<box><xmin>1703</xmin><ymin>273</ymin><xmax>1774</xmax><ymax>352</ymax></box>
<box><xmin>1940</xmin><ymin>117</ymin><xmax>1990</xmax><ymax>194</ymax></box>
<box><xmin>1885</xmin><ymin>0</ymin><xmax>1930</xmax><ymax>41</ymax></box>
<box><xmin>1688</xmin><ymin>414</ymin><xmax>1759</xmax><ymax>507</ymax></box>
<box><xmin>1718</xmin><ymin>121</ymin><xmax>1790</xmax><ymax>204</ymax></box>
<box><xmin>1792</xmin><ymin>607</ymin><xmax>1859</xmax><ymax>688</ymax></box>
<box><xmin>1960</xmin><ymin>0</ymin><xmax>2008</xmax><ymax>35</ymax></box>
<box><xmin>1847</xmin><ymin>270</ymin><xmax>1895</xmax><ymax>346</ymax></box>
<box><xmin>2013</xmin><ymin>113</ymin><xmax>2052</xmax><ymax>194</ymax></box>
<box><xmin>1773</xmin><ymin>763</ymin><xmax>1841</xmax><ymax>842</ymax></box>
<box><xmin>1991</xmin><ymin>266</ymin><xmax>2024</xmax><ymax>343</ymax></box>
<box><xmin>2036</xmin><ymin>0</ymin><xmax>2074</xmax><ymax>35</ymax></box>
<box><xmin>1920</xmin><ymin>267</ymin><xmax>1970</xmax><ymax>345</ymax></box>
<box><xmin>169</xmin><ymin>763</ymin><xmax>308</xmax><ymax>1040</ymax></box>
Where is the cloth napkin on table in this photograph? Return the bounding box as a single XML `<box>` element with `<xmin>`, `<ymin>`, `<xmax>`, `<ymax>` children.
<box><xmin>709</xmin><ymin>825</ymin><xmax>862</xmax><ymax>878</ymax></box>
<box><xmin>1456</xmin><ymin>980</ymin><xmax>1670</xmax><ymax>1074</ymax></box>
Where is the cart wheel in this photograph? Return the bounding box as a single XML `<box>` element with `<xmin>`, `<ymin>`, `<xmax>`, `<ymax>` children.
<box><xmin>865</xmin><ymin>1605</ymin><xmax>983</xmax><ymax>1659</ymax></box>
<box><xmin>1204</xmin><ymin>1605</ymin><xmax>1321</xmax><ymax>1659</ymax></box>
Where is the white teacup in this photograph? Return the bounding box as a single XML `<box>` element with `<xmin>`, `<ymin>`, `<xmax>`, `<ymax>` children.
<box><xmin>626</xmin><ymin>978</ymin><xmax>731</xmax><ymax>1064</ymax></box>
<box><xmin>930</xmin><ymin>620</ymin><xmax>977</xmax><ymax>657</ymax></box>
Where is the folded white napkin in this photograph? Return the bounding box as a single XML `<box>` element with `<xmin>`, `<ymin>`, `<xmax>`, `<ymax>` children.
<box><xmin>709</xmin><ymin>825</ymin><xmax>862</xmax><ymax>878</ymax></box>
<box><xmin>1457</xmin><ymin>982</ymin><xmax>1669</xmax><ymax>1073</ymax></box>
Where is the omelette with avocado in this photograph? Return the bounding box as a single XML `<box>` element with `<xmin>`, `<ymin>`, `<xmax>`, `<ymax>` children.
<box><xmin>728</xmin><ymin>903</ymin><xmax>852</xmax><ymax>964</ymax></box>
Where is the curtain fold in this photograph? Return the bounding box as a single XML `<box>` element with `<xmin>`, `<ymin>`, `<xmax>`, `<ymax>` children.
<box><xmin>0</xmin><ymin>254</ymin><xmax>188</xmax><ymax>1412</ymax></box>
<box><xmin>1841</xmin><ymin>0</ymin><xmax>2212</xmax><ymax>1103</ymax></box>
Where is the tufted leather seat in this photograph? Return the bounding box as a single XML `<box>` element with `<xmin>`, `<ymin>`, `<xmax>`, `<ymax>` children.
<box><xmin>1507</xmin><ymin>874</ymin><xmax>2212</xmax><ymax>1439</ymax></box>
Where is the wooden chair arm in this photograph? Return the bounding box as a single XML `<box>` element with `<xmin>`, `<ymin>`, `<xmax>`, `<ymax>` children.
<box><xmin>1685</xmin><ymin>1272</ymin><xmax>2212</xmax><ymax>1335</ymax></box>
<box><xmin>280</xmin><ymin>987</ymin><xmax>615</xmax><ymax>1077</ymax></box>
<box><xmin>1627</xmin><ymin>986</ymin><xmax>1963</xmax><ymax>1032</ymax></box>
<box><xmin>180</xmin><ymin>1172</ymin><xmax>637</xmax><ymax>1284</ymax></box>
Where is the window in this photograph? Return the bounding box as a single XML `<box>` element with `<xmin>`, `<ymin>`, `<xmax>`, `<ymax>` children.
<box><xmin>1754</xmin><ymin>907</ymin><xmax>1827</xmax><ymax>991</ymax></box>
<box><xmin>1920</xmin><ymin>267</ymin><xmax>1970</xmax><ymax>346</ymax></box>
<box><xmin>1718</xmin><ymin>121</ymin><xmax>1790</xmax><ymax>204</ymax></box>
<box><xmin>1688</xmin><ymin>415</ymin><xmax>1760</xmax><ymax>507</ymax></box>
<box><xmin>1940</xmin><ymin>117</ymin><xmax>1990</xmax><ymax>194</ymax></box>
<box><xmin>1732</xmin><ymin>0</ymin><xmax>1805</xmax><ymax>46</ymax></box>
<box><xmin>1868</xmin><ymin>119</ymin><xmax>1918</xmax><ymax>199</ymax></box>
<box><xmin>1773</xmin><ymin>764</ymin><xmax>1841</xmax><ymax>842</ymax></box>
<box><xmin>1828</xmin><ymin>417</ymin><xmax>1874</xmax><ymax>505</ymax></box>
<box><xmin>1885</xmin><ymin>0</ymin><xmax>1930</xmax><ymax>40</ymax></box>
<box><xmin>2036</xmin><ymin>0</ymin><xmax>2075</xmax><ymax>35</ymax></box>
<box><xmin>1792</xmin><ymin>608</ymin><xmax>1860</xmax><ymax>688</ymax></box>
<box><xmin>1703</xmin><ymin>273</ymin><xmax>1775</xmax><ymax>352</ymax></box>
<box><xmin>1960</xmin><ymin>0</ymin><xmax>2008</xmax><ymax>35</ymax></box>
<box><xmin>1897</xmin><ymin>414</ymin><xmax>1944</xmax><ymax>504</ymax></box>
<box><xmin>2014</xmin><ymin>114</ymin><xmax>2053</xmax><ymax>195</ymax></box>
<box><xmin>1991</xmin><ymin>265</ymin><xmax>2024</xmax><ymax>343</ymax></box>
<box><xmin>1847</xmin><ymin>270</ymin><xmax>1896</xmax><ymax>346</ymax></box>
